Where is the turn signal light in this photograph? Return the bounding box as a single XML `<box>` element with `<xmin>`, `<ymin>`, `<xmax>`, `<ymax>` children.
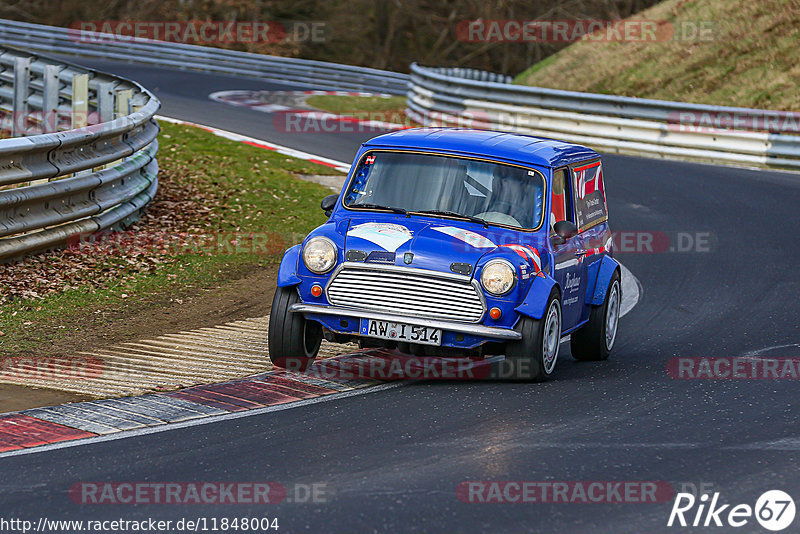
<box><xmin>489</xmin><ymin>307</ymin><xmax>502</xmax><ymax>320</ymax></box>
<box><xmin>310</xmin><ymin>284</ymin><xmax>323</xmax><ymax>297</ymax></box>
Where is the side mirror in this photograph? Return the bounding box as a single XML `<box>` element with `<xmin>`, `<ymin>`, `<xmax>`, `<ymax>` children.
<box><xmin>552</xmin><ymin>220</ymin><xmax>579</xmax><ymax>245</ymax></box>
<box><xmin>321</xmin><ymin>194</ymin><xmax>338</xmax><ymax>217</ymax></box>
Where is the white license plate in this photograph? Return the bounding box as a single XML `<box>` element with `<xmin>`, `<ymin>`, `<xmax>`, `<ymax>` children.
<box><xmin>359</xmin><ymin>319</ymin><xmax>442</xmax><ymax>346</ymax></box>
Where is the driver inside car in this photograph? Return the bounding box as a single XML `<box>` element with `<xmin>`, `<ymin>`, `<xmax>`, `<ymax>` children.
<box><xmin>476</xmin><ymin>166</ymin><xmax>531</xmax><ymax>228</ymax></box>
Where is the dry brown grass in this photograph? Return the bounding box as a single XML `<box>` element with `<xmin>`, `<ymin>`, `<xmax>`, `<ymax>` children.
<box><xmin>515</xmin><ymin>0</ymin><xmax>800</xmax><ymax>111</ymax></box>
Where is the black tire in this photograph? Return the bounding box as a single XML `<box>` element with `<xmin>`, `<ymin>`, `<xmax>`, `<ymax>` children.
<box><xmin>570</xmin><ymin>270</ymin><xmax>621</xmax><ymax>361</ymax></box>
<box><xmin>268</xmin><ymin>286</ymin><xmax>322</xmax><ymax>372</ymax></box>
<box><xmin>504</xmin><ymin>288</ymin><xmax>562</xmax><ymax>382</ymax></box>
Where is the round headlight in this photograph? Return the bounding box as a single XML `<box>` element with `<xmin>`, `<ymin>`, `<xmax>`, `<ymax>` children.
<box><xmin>481</xmin><ymin>259</ymin><xmax>517</xmax><ymax>296</ymax></box>
<box><xmin>303</xmin><ymin>237</ymin><xmax>337</xmax><ymax>274</ymax></box>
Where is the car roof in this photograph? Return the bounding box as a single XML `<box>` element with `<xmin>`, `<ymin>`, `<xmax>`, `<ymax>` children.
<box><xmin>362</xmin><ymin>128</ymin><xmax>599</xmax><ymax>168</ymax></box>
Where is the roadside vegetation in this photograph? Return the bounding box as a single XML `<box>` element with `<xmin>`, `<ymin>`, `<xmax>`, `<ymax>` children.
<box><xmin>0</xmin><ymin>122</ymin><xmax>339</xmax><ymax>355</ymax></box>
<box><xmin>306</xmin><ymin>95</ymin><xmax>407</xmax><ymax>117</ymax></box>
<box><xmin>2</xmin><ymin>0</ymin><xmax>659</xmax><ymax>75</ymax></box>
<box><xmin>514</xmin><ymin>0</ymin><xmax>800</xmax><ymax>110</ymax></box>
<box><xmin>305</xmin><ymin>94</ymin><xmax>410</xmax><ymax>127</ymax></box>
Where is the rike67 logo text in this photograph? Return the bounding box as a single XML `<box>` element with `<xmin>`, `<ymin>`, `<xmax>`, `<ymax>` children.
<box><xmin>668</xmin><ymin>490</ymin><xmax>795</xmax><ymax>531</ymax></box>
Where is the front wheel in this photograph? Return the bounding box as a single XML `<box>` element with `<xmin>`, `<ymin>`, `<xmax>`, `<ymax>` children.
<box><xmin>268</xmin><ymin>286</ymin><xmax>322</xmax><ymax>372</ymax></box>
<box><xmin>570</xmin><ymin>270</ymin><xmax>621</xmax><ymax>361</ymax></box>
<box><xmin>505</xmin><ymin>289</ymin><xmax>562</xmax><ymax>382</ymax></box>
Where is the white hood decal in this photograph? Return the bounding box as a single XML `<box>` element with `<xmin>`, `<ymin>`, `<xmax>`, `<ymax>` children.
<box><xmin>432</xmin><ymin>226</ymin><xmax>496</xmax><ymax>249</ymax></box>
<box><xmin>347</xmin><ymin>222</ymin><xmax>413</xmax><ymax>252</ymax></box>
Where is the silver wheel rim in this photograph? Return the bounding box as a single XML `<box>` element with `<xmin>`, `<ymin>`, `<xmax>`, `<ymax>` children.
<box><xmin>605</xmin><ymin>281</ymin><xmax>620</xmax><ymax>350</ymax></box>
<box><xmin>542</xmin><ymin>301</ymin><xmax>561</xmax><ymax>374</ymax></box>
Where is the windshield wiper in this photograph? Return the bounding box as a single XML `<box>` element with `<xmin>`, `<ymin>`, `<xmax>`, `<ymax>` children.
<box><xmin>413</xmin><ymin>209</ymin><xmax>489</xmax><ymax>228</ymax></box>
<box><xmin>351</xmin><ymin>203</ymin><xmax>408</xmax><ymax>215</ymax></box>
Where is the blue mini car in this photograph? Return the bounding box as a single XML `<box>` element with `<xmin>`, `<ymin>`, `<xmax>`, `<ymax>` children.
<box><xmin>269</xmin><ymin>128</ymin><xmax>621</xmax><ymax>381</ymax></box>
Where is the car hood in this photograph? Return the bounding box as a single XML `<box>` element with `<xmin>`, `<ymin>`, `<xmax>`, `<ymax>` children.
<box><xmin>341</xmin><ymin>213</ymin><xmax>546</xmax><ymax>275</ymax></box>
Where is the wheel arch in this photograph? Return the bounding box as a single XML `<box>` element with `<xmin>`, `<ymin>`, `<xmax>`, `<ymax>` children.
<box><xmin>515</xmin><ymin>273</ymin><xmax>561</xmax><ymax>320</ymax></box>
<box><xmin>277</xmin><ymin>244</ymin><xmax>302</xmax><ymax>287</ymax></box>
<box><xmin>585</xmin><ymin>255</ymin><xmax>621</xmax><ymax>306</ymax></box>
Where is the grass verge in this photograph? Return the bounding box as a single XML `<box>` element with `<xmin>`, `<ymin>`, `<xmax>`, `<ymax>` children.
<box><xmin>0</xmin><ymin>121</ymin><xmax>340</xmax><ymax>356</ymax></box>
<box><xmin>305</xmin><ymin>94</ymin><xmax>408</xmax><ymax>122</ymax></box>
<box><xmin>514</xmin><ymin>0</ymin><xmax>800</xmax><ymax>110</ymax></box>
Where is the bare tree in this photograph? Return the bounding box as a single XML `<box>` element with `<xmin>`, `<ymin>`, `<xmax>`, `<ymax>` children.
<box><xmin>0</xmin><ymin>0</ymin><xmax>661</xmax><ymax>74</ymax></box>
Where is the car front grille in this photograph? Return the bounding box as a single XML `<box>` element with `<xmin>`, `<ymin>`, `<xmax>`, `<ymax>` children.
<box><xmin>326</xmin><ymin>264</ymin><xmax>485</xmax><ymax>323</ymax></box>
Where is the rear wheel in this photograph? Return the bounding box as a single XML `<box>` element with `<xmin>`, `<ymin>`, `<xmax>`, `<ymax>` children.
<box><xmin>268</xmin><ymin>286</ymin><xmax>322</xmax><ymax>372</ymax></box>
<box><xmin>505</xmin><ymin>289</ymin><xmax>562</xmax><ymax>381</ymax></box>
<box><xmin>570</xmin><ymin>271</ymin><xmax>621</xmax><ymax>361</ymax></box>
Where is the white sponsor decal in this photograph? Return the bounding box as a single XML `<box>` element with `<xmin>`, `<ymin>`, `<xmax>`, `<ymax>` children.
<box><xmin>565</xmin><ymin>272</ymin><xmax>581</xmax><ymax>292</ymax></box>
<box><xmin>347</xmin><ymin>223</ymin><xmax>412</xmax><ymax>252</ymax></box>
<box><xmin>433</xmin><ymin>226</ymin><xmax>496</xmax><ymax>249</ymax></box>
<box><xmin>555</xmin><ymin>259</ymin><xmax>579</xmax><ymax>269</ymax></box>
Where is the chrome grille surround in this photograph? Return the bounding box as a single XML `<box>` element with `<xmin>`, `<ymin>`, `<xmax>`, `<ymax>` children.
<box><xmin>325</xmin><ymin>263</ymin><xmax>486</xmax><ymax>323</ymax></box>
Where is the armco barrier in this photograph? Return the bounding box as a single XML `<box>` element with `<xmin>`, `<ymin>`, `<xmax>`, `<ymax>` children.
<box><xmin>3</xmin><ymin>18</ymin><xmax>794</xmax><ymax>203</ymax></box>
<box><xmin>0</xmin><ymin>45</ymin><xmax>160</xmax><ymax>262</ymax></box>
<box><xmin>407</xmin><ymin>64</ymin><xmax>800</xmax><ymax>170</ymax></box>
<box><xmin>0</xmin><ymin>19</ymin><xmax>409</xmax><ymax>95</ymax></box>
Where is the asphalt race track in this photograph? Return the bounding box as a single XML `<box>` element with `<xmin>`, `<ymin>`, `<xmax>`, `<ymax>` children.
<box><xmin>3</xmin><ymin>61</ymin><xmax>800</xmax><ymax>533</ymax></box>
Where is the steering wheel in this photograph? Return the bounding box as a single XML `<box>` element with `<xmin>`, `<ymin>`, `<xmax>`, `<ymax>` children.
<box><xmin>489</xmin><ymin>201</ymin><xmax>515</xmax><ymax>214</ymax></box>
<box><xmin>475</xmin><ymin>211</ymin><xmax>521</xmax><ymax>227</ymax></box>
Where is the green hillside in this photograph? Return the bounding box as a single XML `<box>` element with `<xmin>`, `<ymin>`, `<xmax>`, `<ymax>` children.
<box><xmin>514</xmin><ymin>0</ymin><xmax>800</xmax><ymax>111</ymax></box>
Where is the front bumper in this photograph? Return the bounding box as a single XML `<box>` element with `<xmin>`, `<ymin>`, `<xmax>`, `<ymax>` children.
<box><xmin>289</xmin><ymin>303</ymin><xmax>521</xmax><ymax>341</ymax></box>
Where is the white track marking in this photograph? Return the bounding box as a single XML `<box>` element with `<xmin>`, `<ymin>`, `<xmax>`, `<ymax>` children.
<box><xmin>620</xmin><ymin>263</ymin><xmax>641</xmax><ymax>318</ymax></box>
<box><xmin>0</xmin><ymin>314</ymin><xmax>353</xmax><ymax>396</ymax></box>
<box><xmin>0</xmin><ymin>382</ymin><xmax>403</xmax><ymax>459</ymax></box>
<box><xmin>0</xmin><ymin>266</ymin><xmax>642</xmax><ymax>454</ymax></box>
<box><xmin>208</xmin><ymin>90</ymin><xmax>407</xmax><ymax>130</ymax></box>
<box><xmin>156</xmin><ymin>115</ymin><xmax>351</xmax><ymax>173</ymax></box>
<box><xmin>726</xmin><ymin>438</ymin><xmax>800</xmax><ymax>450</ymax></box>
<box><xmin>559</xmin><ymin>263</ymin><xmax>641</xmax><ymax>344</ymax></box>
<box><xmin>0</xmin><ymin>267</ymin><xmax>640</xmax><ymax>395</ymax></box>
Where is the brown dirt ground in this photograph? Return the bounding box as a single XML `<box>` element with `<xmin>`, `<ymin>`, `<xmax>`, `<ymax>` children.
<box><xmin>0</xmin><ymin>263</ymin><xmax>279</xmax><ymax>412</ymax></box>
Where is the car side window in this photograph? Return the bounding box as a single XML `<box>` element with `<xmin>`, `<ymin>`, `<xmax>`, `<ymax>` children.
<box><xmin>571</xmin><ymin>160</ymin><xmax>607</xmax><ymax>231</ymax></box>
<box><xmin>550</xmin><ymin>168</ymin><xmax>573</xmax><ymax>232</ymax></box>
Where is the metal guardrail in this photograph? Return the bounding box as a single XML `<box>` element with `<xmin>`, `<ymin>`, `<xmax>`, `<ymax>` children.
<box><xmin>0</xmin><ymin>19</ymin><xmax>409</xmax><ymax>95</ymax></box>
<box><xmin>0</xmin><ymin>45</ymin><xmax>160</xmax><ymax>262</ymax></box>
<box><xmin>407</xmin><ymin>64</ymin><xmax>800</xmax><ymax>170</ymax></box>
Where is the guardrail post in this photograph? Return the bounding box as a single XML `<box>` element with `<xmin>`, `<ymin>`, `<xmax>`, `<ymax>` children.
<box><xmin>70</xmin><ymin>73</ymin><xmax>90</xmax><ymax>177</ymax></box>
<box><xmin>12</xmin><ymin>56</ymin><xmax>31</xmax><ymax>137</ymax></box>
<box><xmin>116</xmin><ymin>89</ymin><xmax>132</xmax><ymax>118</ymax></box>
<box><xmin>71</xmin><ymin>73</ymin><xmax>89</xmax><ymax>129</ymax></box>
<box><xmin>98</xmin><ymin>82</ymin><xmax>115</xmax><ymax>123</ymax></box>
<box><xmin>26</xmin><ymin>65</ymin><xmax>63</xmax><ymax>187</ymax></box>
<box><xmin>104</xmin><ymin>88</ymin><xmax>134</xmax><ymax>171</ymax></box>
<box><xmin>97</xmin><ymin>82</ymin><xmax>117</xmax><ymax>170</ymax></box>
<box><xmin>42</xmin><ymin>65</ymin><xmax>61</xmax><ymax>134</ymax></box>
<box><xmin>0</xmin><ymin>44</ymin><xmax>161</xmax><ymax>262</ymax></box>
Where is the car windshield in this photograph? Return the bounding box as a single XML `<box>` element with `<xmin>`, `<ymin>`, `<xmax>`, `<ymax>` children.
<box><xmin>343</xmin><ymin>151</ymin><xmax>545</xmax><ymax>230</ymax></box>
